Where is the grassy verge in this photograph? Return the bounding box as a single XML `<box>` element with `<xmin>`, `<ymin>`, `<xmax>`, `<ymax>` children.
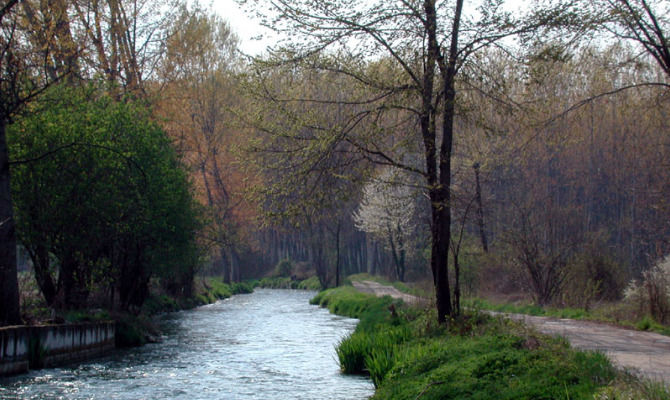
<box><xmin>253</xmin><ymin>276</ymin><xmax>322</xmax><ymax>291</ymax></box>
<box><xmin>464</xmin><ymin>297</ymin><xmax>670</xmax><ymax>337</ymax></box>
<box><xmin>314</xmin><ymin>286</ymin><xmax>670</xmax><ymax>400</ymax></box>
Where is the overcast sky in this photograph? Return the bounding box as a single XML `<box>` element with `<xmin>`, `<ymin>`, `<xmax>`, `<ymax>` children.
<box><xmin>207</xmin><ymin>0</ymin><xmax>533</xmax><ymax>56</ymax></box>
<box><xmin>209</xmin><ymin>0</ymin><xmax>274</xmax><ymax>56</ymax></box>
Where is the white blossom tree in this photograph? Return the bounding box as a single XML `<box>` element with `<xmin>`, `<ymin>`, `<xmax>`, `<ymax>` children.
<box><xmin>353</xmin><ymin>167</ymin><xmax>417</xmax><ymax>282</ymax></box>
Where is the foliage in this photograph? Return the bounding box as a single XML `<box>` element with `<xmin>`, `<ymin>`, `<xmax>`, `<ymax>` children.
<box><xmin>254</xmin><ymin>276</ymin><xmax>323</xmax><ymax>291</ymax></box>
<box><xmin>274</xmin><ymin>258</ymin><xmax>294</xmax><ymax>277</ymax></box>
<box><xmin>562</xmin><ymin>238</ymin><xmax>626</xmax><ymax>309</ymax></box>
<box><xmin>9</xmin><ymin>83</ymin><xmax>201</xmax><ymax>311</ymax></box>
<box><xmin>625</xmin><ymin>256</ymin><xmax>670</xmax><ymax>324</ymax></box>
<box><xmin>314</xmin><ymin>286</ymin><xmax>625</xmax><ymax>399</ymax></box>
<box><xmin>297</xmin><ymin>276</ymin><xmax>322</xmax><ymax>290</ymax></box>
<box><xmin>353</xmin><ymin>167</ymin><xmax>419</xmax><ymax>282</ymax></box>
<box><xmin>155</xmin><ymin>4</ymin><xmax>250</xmax><ymax>284</ymax></box>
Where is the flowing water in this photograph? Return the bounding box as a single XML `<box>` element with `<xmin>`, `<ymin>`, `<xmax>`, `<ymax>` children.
<box><xmin>0</xmin><ymin>289</ymin><xmax>374</xmax><ymax>399</ymax></box>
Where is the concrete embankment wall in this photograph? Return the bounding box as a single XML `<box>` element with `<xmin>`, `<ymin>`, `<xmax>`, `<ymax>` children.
<box><xmin>0</xmin><ymin>322</ymin><xmax>115</xmax><ymax>376</ymax></box>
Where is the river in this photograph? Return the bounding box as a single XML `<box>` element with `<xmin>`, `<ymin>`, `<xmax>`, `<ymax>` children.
<box><xmin>0</xmin><ymin>289</ymin><xmax>374</xmax><ymax>399</ymax></box>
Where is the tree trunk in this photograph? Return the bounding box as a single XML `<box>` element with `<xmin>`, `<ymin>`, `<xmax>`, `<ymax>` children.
<box><xmin>335</xmin><ymin>221</ymin><xmax>341</xmax><ymax>287</ymax></box>
<box><xmin>0</xmin><ymin>119</ymin><xmax>21</xmax><ymax>325</ymax></box>
<box><xmin>27</xmin><ymin>243</ymin><xmax>57</xmax><ymax>306</ymax></box>
<box><xmin>221</xmin><ymin>247</ymin><xmax>231</xmax><ymax>284</ymax></box>
<box><xmin>422</xmin><ymin>0</ymin><xmax>454</xmax><ymax>323</ymax></box>
<box><xmin>473</xmin><ymin>162</ymin><xmax>488</xmax><ymax>252</ymax></box>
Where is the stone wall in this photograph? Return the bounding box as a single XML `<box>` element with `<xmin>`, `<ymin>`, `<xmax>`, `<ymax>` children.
<box><xmin>0</xmin><ymin>322</ymin><xmax>115</xmax><ymax>376</ymax></box>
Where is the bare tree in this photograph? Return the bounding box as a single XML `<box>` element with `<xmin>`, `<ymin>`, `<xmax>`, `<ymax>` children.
<box><xmin>601</xmin><ymin>0</ymin><xmax>670</xmax><ymax>77</ymax></box>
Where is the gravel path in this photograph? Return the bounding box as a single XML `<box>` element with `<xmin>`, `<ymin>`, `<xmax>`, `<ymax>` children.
<box><xmin>352</xmin><ymin>280</ymin><xmax>670</xmax><ymax>383</ymax></box>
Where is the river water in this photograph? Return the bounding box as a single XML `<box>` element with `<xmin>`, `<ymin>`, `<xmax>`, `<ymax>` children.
<box><xmin>0</xmin><ymin>289</ymin><xmax>374</xmax><ymax>399</ymax></box>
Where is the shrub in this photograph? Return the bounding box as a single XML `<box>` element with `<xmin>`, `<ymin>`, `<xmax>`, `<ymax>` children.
<box><xmin>274</xmin><ymin>258</ymin><xmax>294</xmax><ymax>277</ymax></box>
<box><xmin>231</xmin><ymin>281</ymin><xmax>254</xmax><ymax>294</ymax></box>
<box><xmin>297</xmin><ymin>276</ymin><xmax>322</xmax><ymax>290</ymax></box>
<box><xmin>624</xmin><ymin>256</ymin><xmax>670</xmax><ymax>323</ymax></box>
<box><xmin>562</xmin><ymin>239</ymin><xmax>625</xmax><ymax>309</ymax></box>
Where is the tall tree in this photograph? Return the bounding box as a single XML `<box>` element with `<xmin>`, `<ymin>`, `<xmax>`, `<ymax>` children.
<box><xmin>244</xmin><ymin>0</ymin><xmax>577</xmax><ymax>321</ymax></box>
<box><xmin>156</xmin><ymin>4</ymin><xmax>245</xmax><ymax>282</ymax></box>
<box><xmin>0</xmin><ymin>0</ymin><xmax>72</xmax><ymax>325</ymax></box>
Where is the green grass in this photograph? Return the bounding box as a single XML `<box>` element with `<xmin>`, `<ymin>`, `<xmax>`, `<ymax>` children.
<box><xmin>255</xmin><ymin>276</ymin><xmax>323</xmax><ymax>291</ymax></box>
<box><xmin>313</xmin><ymin>286</ymin><xmax>669</xmax><ymax>399</ymax></box>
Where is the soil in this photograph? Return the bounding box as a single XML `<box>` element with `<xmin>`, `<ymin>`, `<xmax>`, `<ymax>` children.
<box><xmin>352</xmin><ymin>280</ymin><xmax>670</xmax><ymax>383</ymax></box>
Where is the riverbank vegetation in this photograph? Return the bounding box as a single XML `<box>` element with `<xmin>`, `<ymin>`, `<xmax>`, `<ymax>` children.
<box><xmin>314</xmin><ymin>286</ymin><xmax>670</xmax><ymax>399</ymax></box>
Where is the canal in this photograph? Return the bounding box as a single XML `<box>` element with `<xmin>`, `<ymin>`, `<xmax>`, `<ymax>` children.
<box><xmin>0</xmin><ymin>289</ymin><xmax>374</xmax><ymax>399</ymax></box>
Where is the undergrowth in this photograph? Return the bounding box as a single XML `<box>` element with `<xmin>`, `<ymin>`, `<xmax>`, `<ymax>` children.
<box><xmin>254</xmin><ymin>276</ymin><xmax>322</xmax><ymax>291</ymax></box>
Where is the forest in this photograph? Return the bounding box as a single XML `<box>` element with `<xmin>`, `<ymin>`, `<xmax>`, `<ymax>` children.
<box><xmin>0</xmin><ymin>0</ymin><xmax>669</xmax><ymax>328</ymax></box>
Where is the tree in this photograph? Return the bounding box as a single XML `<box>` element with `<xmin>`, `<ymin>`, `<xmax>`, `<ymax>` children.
<box><xmin>601</xmin><ymin>0</ymin><xmax>670</xmax><ymax>78</ymax></box>
<box><xmin>10</xmin><ymin>83</ymin><xmax>201</xmax><ymax>310</ymax></box>
<box><xmin>0</xmin><ymin>0</ymin><xmax>73</xmax><ymax>325</ymax></box>
<box><xmin>353</xmin><ymin>167</ymin><xmax>417</xmax><ymax>282</ymax></box>
<box><xmin>243</xmin><ymin>0</ymin><xmax>576</xmax><ymax>321</ymax></box>
<box><xmin>156</xmin><ymin>4</ymin><xmax>247</xmax><ymax>283</ymax></box>
<box><xmin>71</xmin><ymin>0</ymin><xmax>181</xmax><ymax>95</ymax></box>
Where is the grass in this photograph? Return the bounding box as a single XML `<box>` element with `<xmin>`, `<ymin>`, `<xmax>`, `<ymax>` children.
<box><xmin>313</xmin><ymin>286</ymin><xmax>670</xmax><ymax>400</ymax></box>
<box><xmin>254</xmin><ymin>276</ymin><xmax>322</xmax><ymax>291</ymax></box>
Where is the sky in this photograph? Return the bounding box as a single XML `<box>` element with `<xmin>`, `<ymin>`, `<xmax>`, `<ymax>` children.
<box><xmin>206</xmin><ymin>0</ymin><xmax>532</xmax><ymax>56</ymax></box>
<box><xmin>209</xmin><ymin>0</ymin><xmax>274</xmax><ymax>56</ymax></box>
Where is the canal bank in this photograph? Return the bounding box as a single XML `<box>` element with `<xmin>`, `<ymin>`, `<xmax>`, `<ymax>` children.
<box><xmin>0</xmin><ymin>322</ymin><xmax>115</xmax><ymax>376</ymax></box>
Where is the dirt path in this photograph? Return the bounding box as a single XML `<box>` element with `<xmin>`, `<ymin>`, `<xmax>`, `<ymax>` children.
<box><xmin>351</xmin><ymin>280</ymin><xmax>425</xmax><ymax>306</ymax></box>
<box><xmin>352</xmin><ymin>280</ymin><xmax>670</xmax><ymax>383</ymax></box>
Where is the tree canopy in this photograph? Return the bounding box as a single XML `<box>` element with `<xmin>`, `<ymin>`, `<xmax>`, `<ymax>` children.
<box><xmin>9</xmin><ymin>83</ymin><xmax>201</xmax><ymax>310</ymax></box>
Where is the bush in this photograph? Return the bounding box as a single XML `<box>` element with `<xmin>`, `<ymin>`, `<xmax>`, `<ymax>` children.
<box><xmin>231</xmin><ymin>281</ymin><xmax>254</xmax><ymax>294</ymax></box>
<box><xmin>625</xmin><ymin>256</ymin><xmax>670</xmax><ymax>323</ymax></box>
<box><xmin>562</xmin><ymin>239</ymin><xmax>625</xmax><ymax>309</ymax></box>
<box><xmin>297</xmin><ymin>276</ymin><xmax>322</xmax><ymax>290</ymax></box>
<box><xmin>274</xmin><ymin>258</ymin><xmax>294</xmax><ymax>277</ymax></box>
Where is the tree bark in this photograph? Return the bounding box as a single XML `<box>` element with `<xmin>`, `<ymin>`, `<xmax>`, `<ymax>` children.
<box><xmin>27</xmin><ymin>243</ymin><xmax>57</xmax><ymax>306</ymax></box>
<box><xmin>0</xmin><ymin>120</ymin><xmax>21</xmax><ymax>325</ymax></box>
<box><xmin>423</xmin><ymin>0</ymin><xmax>454</xmax><ymax>323</ymax></box>
<box><xmin>473</xmin><ymin>162</ymin><xmax>488</xmax><ymax>253</ymax></box>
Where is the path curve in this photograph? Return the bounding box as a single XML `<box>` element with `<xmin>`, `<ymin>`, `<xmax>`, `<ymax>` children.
<box><xmin>352</xmin><ymin>280</ymin><xmax>670</xmax><ymax>383</ymax></box>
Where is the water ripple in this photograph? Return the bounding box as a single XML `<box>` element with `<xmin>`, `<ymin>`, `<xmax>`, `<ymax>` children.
<box><xmin>0</xmin><ymin>289</ymin><xmax>373</xmax><ymax>399</ymax></box>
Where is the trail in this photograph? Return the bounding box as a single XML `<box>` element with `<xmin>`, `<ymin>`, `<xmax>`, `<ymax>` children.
<box><xmin>352</xmin><ymin>280</ymin><xmax>670</xmax><ymax>383</ymax></box>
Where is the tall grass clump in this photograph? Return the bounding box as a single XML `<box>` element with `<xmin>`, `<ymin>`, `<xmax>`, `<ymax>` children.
<box><xmin>337</xmin><ymin>332</ymin><xmax>372</xmax><ymax>374</ymax></box>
